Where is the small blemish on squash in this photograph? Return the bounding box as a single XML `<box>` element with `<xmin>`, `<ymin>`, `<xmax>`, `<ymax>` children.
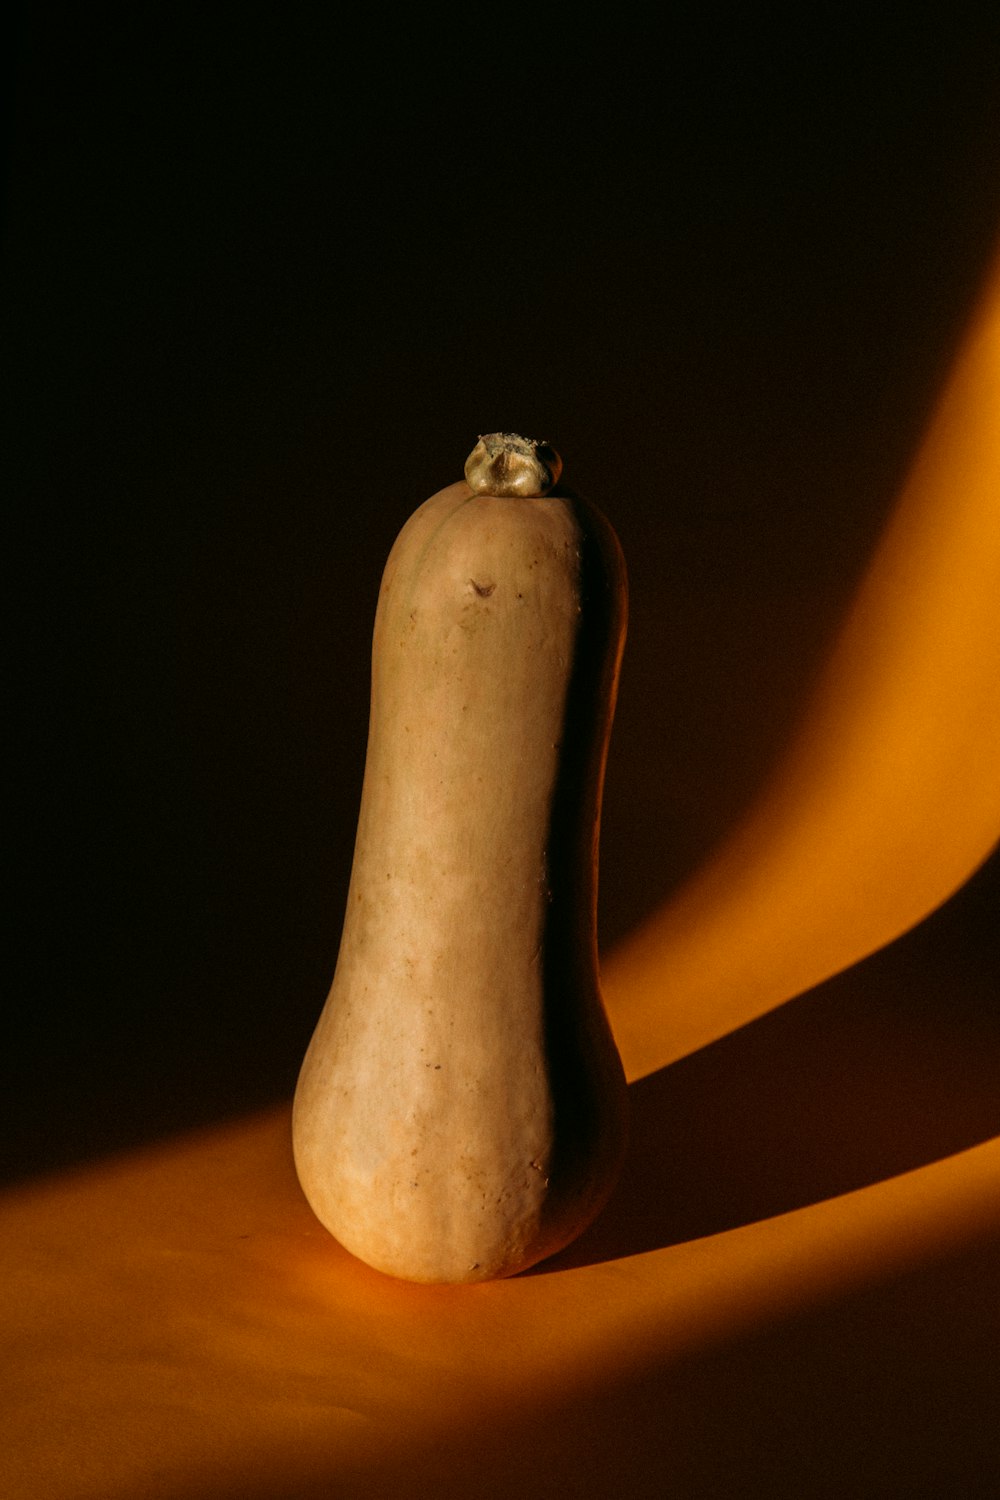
<box><xmin>469</xmin><ymin>579</ymin><xmax>495</xmax><ymax>598</ymax></box>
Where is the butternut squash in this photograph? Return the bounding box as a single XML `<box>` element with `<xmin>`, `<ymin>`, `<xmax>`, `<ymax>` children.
<box><xmin>293</xmin><ymin>434</ymin><xmax>628</xmax><ymax>1282</ymax></box>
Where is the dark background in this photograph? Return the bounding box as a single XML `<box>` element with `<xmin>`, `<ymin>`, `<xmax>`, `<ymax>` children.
<box><xmin>5</xmin><ymin>4</ymin><xmax>1000</xmax><ymax>1180</ymax></box>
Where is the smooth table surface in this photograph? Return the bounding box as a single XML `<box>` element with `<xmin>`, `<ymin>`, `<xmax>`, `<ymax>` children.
<box><xmin>4</xmin><ymin>851</ymin><xmax>1000</xmax><ymax>1499</ymax></box>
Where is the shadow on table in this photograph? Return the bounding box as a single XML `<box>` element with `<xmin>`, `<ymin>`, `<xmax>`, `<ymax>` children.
<box><xmin>542</xmin><ymin>841</ymin><xmax>1000</xmax><ymax>1271</ymax></box>
<box><xmin>232</xmin><ymin>1225</ymin><xmax>1000</xmax><ymax>1500</ymax></box>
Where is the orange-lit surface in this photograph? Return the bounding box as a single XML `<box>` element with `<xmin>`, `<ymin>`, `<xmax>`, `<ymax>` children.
<box><xmin>3</xmin><ymin>1070</ymin><xmax>1000</xmax><ymax>1499</ymax></box>
<box><xmin>5</xmin><ymin>257</ymin><xmax>1000</xmax><ymax>1498</ymax></box>
<box><xmin>605</xmin><ymin>249</ymin><xmax>1000</xmax><ymax>1079</ymax></box>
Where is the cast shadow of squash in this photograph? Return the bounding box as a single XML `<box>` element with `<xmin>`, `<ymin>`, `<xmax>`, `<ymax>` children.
<box><xmin>537</xmin><ymin>841</ymin><xmax>1000</xmax><ymax>1272</ymax></box>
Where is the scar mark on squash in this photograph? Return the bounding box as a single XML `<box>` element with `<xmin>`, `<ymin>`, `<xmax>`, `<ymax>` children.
<box><xmin>469</xmin><ymin>579</ymin><xmax>496</xmax><ymax>598</ymax></box>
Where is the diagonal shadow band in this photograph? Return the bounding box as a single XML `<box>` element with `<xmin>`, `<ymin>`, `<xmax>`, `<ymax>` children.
<box><xmin>539</xmin><ymin>841</ymin><xmax>1000</xmax><ymax>1271</ymax></box>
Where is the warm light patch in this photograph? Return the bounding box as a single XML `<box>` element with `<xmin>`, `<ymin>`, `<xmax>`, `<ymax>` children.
<box><xmin>604</xmin><ymin>247</ymin><xmax>1000</xmax><ymax>1080</ymax></box>
<box><xmin>3</xmin><ymin>1104</ymin><xmax>1000</xmax><ymax>1499</ymax></box>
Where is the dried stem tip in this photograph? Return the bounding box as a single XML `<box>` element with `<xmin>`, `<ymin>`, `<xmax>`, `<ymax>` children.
<box><xmin>464</xmin><ymin>433</ymin><xmax>563</xmax><ymax>498</ymax></box>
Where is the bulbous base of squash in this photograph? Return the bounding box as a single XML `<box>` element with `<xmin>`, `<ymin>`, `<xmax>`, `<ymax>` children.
<box><xmin>292</xmin><ymin>1059</ymin><xmax>628</xmax><ymax>1285</ymax></box>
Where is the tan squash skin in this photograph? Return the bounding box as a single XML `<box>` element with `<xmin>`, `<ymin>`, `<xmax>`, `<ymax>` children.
<box><xmin>293</xmin><ymin>463</ymin><xmax>628</xmax><ymax>1283</ymax></box>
